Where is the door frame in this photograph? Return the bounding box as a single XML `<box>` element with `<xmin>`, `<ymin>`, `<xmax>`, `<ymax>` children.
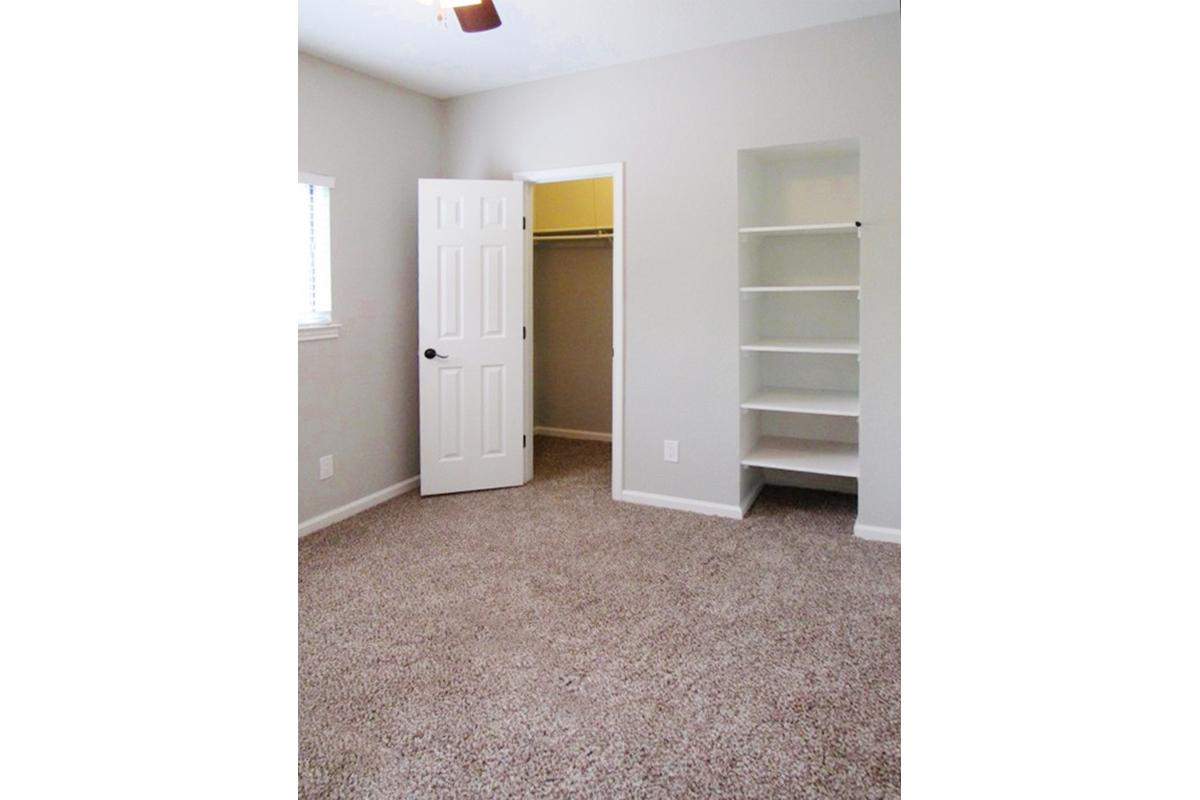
<box><xmin>512</xmin><ymin>162</ymin><xmax>624</xmax><ymax>501</ymax></box>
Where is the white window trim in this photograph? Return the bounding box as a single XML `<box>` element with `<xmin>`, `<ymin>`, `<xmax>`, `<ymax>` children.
<box><xmin>299</xmin><ymin>170</ymin><xmax>337</xmax><ymax>339</ymax></box>
<box><xmin>299</xmin><ymin>322</ymin><xmax>342</xmax><ymax>342</ymax></box>
<box><xmin>299</xmin><ymin>171</ymin><xmax>335</xmax><ymax>188</ymax></box>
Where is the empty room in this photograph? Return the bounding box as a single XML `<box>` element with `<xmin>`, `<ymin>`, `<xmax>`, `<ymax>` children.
<box><xmin>298</xmin><ymin>1</ymin><xmax>900</xmax><ymax>796</ymax></box>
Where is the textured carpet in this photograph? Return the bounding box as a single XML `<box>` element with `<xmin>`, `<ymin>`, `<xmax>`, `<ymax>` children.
<box><xmin>299</xmin><ymin>437</ymin><xmax>900</xmax><ymax>799</ymax></box>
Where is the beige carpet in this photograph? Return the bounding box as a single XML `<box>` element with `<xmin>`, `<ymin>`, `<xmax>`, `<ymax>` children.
<box><xmin>299</xmin><ymin>437</ymin><xmax>899</xmax><ymax>798</ymax></box>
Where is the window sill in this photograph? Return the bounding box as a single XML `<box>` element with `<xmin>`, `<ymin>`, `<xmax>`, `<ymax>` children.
<box><xmin>299</xmin><ymin>323</ymin><xmax>341</xmax><ymax>342</ymax></box>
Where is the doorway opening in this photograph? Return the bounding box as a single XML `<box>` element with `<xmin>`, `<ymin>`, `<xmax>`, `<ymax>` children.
<box><xmin>514</xmin><ymin>164</ymin><xmax>624</xmax><ymax>501</ymax></box>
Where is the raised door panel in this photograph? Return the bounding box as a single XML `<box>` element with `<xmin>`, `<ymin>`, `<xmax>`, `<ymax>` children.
<box><xmin>480</xmin><ymin>244</ymin><xmax>507</xmax><ymax>338</ymax></box>
<box><xmin>437</xmin><ymin>366</ymin><xmax>464</xmax><ymax>461</ymax></box>
<box><xmin>436</xmin><ymin>246</ymin><xmax>464</xmax><ymax>340</ymax></box>
<box><xmin>480</xmin><ymin>364</ymin><xmax>506</xmax><ymax>457</ymax></box>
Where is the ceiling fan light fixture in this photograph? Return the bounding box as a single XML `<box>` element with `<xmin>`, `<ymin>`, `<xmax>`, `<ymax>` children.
<box><xmin>454</xmin><ymin>0</ymin><xmax>502</xmax><ymax>32</ymax></box>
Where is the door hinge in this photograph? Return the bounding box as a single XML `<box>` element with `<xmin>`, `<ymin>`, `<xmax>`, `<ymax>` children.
<box><xmin>523</xmin><ymin>326</ymin><xmax>526</xmax><ymax>340</ymax></box>
<box><xmin>523</xmin><ymin>435</ymin><xmax>527</xmax><ymax>448</ymax></box>
<box><xmin>522</xmin><ymin>216</ymin><xmax>526</xmax><ymax>230</ymax></box>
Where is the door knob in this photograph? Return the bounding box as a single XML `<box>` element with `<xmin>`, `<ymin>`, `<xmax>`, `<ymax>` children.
<box><xmin>424</xmin><ymin>348</ymin><xmax>448</xmax><ymax>360</ymax></box>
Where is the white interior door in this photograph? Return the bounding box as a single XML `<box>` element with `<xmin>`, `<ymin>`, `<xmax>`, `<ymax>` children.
<box><xmin>418</xmin><ymin>179</ymin><xmax>526</xmax><ymax>496</ymax></box>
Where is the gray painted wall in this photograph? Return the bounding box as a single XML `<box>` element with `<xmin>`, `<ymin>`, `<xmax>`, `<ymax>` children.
<box><xmin>298</xmin><ymin>54</ymin><xmax>443</xmax><ymax>523</ymax></box>
<box><xmin>534</xmin><ymin>243</ymin><xmax>613</xmax><ymax>434</ymax></box>
<box><xmin>444</xmin><ymin>14</ymin><xmax>900</xmax><ymax>528</ymax></box>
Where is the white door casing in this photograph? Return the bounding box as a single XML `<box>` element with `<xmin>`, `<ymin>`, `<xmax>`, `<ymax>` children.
<box><xmin>418</xmin><ymin>179</ymin><xmax>526</xmax><ymax>496</ymax></box>
<box><xmin>512</xmin><ymin>163</ymin><xmax>624</xmax><ymax>501</ymax></box>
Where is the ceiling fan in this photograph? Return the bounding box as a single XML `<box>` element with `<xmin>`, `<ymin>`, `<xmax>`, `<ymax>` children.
<box><xmin>417</xmin><ymin>0</ymin><xmax>502</xmax><ymax>33</ymax></box>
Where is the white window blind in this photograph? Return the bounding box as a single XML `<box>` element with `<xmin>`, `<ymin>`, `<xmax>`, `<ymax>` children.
<box><xmin>298</xmin><ymin>180</ymin><xmax>332</xmax><ymax>326</ymax></box>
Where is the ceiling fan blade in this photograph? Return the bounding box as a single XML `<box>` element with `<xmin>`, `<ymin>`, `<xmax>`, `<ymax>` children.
<box><xmin>454</xmin><ymin>0</ymin><xmax>501</xmax><ymax>32</ymax></box>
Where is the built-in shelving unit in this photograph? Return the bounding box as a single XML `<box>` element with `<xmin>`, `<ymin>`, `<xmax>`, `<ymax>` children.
<box><xmin>738</xmin><ymin>140</ymin><xmax>862</xmax><ymax>511</ymax></box>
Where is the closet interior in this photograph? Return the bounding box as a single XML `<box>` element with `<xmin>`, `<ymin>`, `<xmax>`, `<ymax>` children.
<box><xmin>531</xmin><ymin>177</ymin><xmax>614</xmax><ymax>446</ymax></box>
<box><xmin>738</xmin><ymin>140</ymin><xmax>861</xmax><ymax>509</ymax></box>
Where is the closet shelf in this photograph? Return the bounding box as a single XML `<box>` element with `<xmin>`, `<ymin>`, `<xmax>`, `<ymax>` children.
<box><xmin>740</xmin><ymin>337</ymin><xmax>860</xmax><ymax>355</ymax></box>
<box><xmin>738</xmin><ymin>222</ymin><xmax>860</xmax><ymax>236</ymax></box>
<box><xmin>739</xmin><ymin>285</ymin><xmax>860</xmax><ymax>293</ymax></box>
<box><xmin>534</xmin><ymin>225</ymin><xmax>613</xmax><ymax>234</ymax></box>
<box><xmin>741</xmin><ymin>437</ymin><xmax>859</xmax><ymax>478</ymax></box>
<box><xmin>741</xmin><ymin>388</ymin><xmax>859</xmax><ymax>417</ymax></box>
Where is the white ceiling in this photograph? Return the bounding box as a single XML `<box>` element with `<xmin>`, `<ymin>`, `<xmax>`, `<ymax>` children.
<box><xmin>299</xmin><ymin>0</ymin><xmax>899</xmax><ymax>99</ymax></box>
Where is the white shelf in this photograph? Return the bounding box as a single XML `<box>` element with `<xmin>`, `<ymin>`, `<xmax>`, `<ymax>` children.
<box><xmin>741</xmin><ymin>437</ymin><xmax>859</xmax><ymax>478</ymax></box>
<box><xmin>740</xmin><ymin>337</ymin><xmax>860</xmax><ymax>355</ymax></box>
<box><xmin>738</xmin><ymin>222</ymin><xmax>860</xmax><ymax>236</ymax></box>
<box><xmin>739</xmin><ymin>285</ymin><xmax>860</xmax><ymax>293</ymax></box>
<box><xmin>741</xmin><ymin>388</ymin><xmax>859</xmax><ymax>417</ymax></box>
<box><xmin>534</xmin><ymin>225</ymin><xmax>614</xmax><ymax>235</ymax></box>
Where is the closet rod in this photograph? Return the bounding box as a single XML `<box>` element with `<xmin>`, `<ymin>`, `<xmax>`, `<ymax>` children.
<box><xmin>533</xmin><ymin>232</ymin><xmax>613</xmax><ymax>241</ymax></box>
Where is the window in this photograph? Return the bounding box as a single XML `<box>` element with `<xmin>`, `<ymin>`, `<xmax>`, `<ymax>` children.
<box><xmin>298</xmin><ymin>173</ymin><xmax>335</xmax><ymax>333</ymax></box>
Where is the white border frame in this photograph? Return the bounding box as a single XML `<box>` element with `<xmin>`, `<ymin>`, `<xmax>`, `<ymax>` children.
<box><xmin>512</xmin><ymin>163</ymin><xmax>625</xmax><ymax>501</ymax></box>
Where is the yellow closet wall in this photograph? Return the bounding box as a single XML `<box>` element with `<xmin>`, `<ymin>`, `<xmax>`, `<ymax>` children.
<box><xmin>533</xmin><ymin>178</ymin><xmax>613</xmax><ymax>232</ymax></box>
<box><xmin>592</xmin><ymin>177</ymin><xmax>613</xmax><ymax>228</ymax></box>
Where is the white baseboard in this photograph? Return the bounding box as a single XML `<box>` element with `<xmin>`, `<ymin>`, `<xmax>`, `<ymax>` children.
<box><xmin>621</xmin><ymin>489</ymin><xmax>744</xmax><ymax>519</ymax></box>
<box><xmin>534</xmin><ymin>426</ymin><xmax>612</xmax><ymax>442</ymax></box>
<box><xmin>298</xmin><ymin>475</ymin><xmax>420</xmax><ymax>538</ymax></box>
<box><xmin>854</xmin><ymin>521</ymin><xmax>901</xmax><ymax>544</ymax></box>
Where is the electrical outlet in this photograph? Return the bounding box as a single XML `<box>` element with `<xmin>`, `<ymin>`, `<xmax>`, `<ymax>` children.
<box><xmin>319</xmin><ymin>455</ymin><xmax>333</xmax><ymax>480</ymax></box>
<box><xmin>664</xmin><ymin>440</ymin><xmax>679</xmax><ymax>463</ymax></box>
